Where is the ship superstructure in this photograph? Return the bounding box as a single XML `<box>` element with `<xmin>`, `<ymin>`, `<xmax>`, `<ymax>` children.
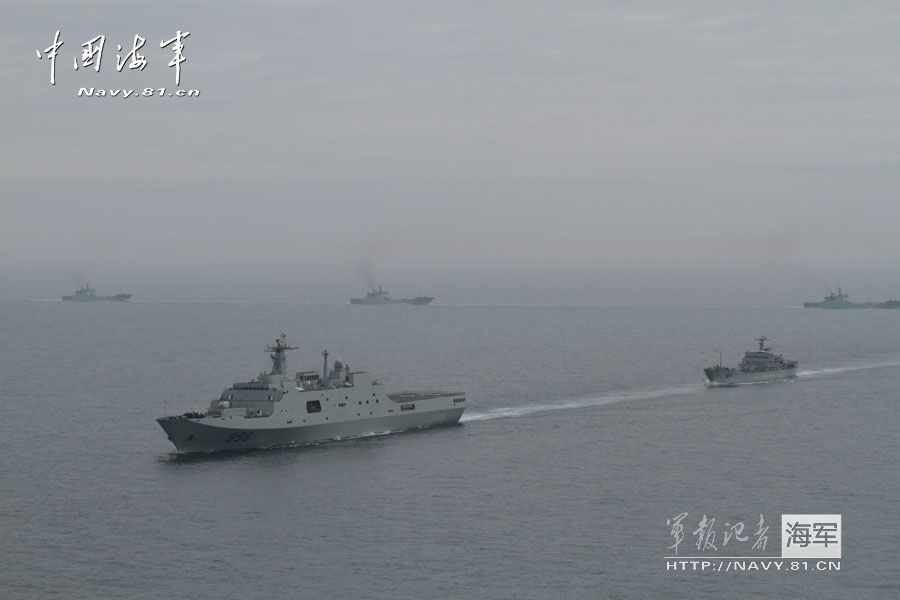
<box><xmin>704</xmin><ymin>336</ymin><xmax>798</xmax><ymax>385</ymax></box>
<box><xmin>62</xmin><ymin>284</ymin><xmax>132</xmax><ymax>302</ymax></box>
<box><xmin>157</xmin><ymin>334</ymin><xmax>465</xmax><ymax>453</ymax></box>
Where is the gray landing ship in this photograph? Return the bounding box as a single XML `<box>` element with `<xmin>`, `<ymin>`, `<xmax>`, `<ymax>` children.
<box><xmin>350</xmin><ymin>285</ymin><xmax>434</xmax><ymax>305</ymax></box>
<box><xmin>157</xmin><ymin>335</ymin><xmax>465</xmax><ymax>453</ymax></box>
<box><xmin>62</xmin><ymin>284</ymin><xmax>132</xmax><ymax>302</ymax></box>
<box><xmin>704</xmin><ymin>336</ymin><xmax>798</xmax><ymax>385</ymax></box>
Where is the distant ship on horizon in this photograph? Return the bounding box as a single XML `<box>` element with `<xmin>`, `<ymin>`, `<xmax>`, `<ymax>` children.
<box><xmin>803</xmin><ymin>288</ymin><xmax>899</xmax><ymax>309</ymax></box>
<box><xmin>62</xmin><ymin>284</ymin><xmax>132</xmax><ymax>302</ymax></box>
<box><xmin>350</xmin><ymin>285</ymin><xmax>433</xmax><ymax>305</ymax></box>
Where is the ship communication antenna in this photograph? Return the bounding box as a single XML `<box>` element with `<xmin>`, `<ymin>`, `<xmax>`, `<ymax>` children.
<box><xmin>322</xmin><ymin>348</ymin><xmax>329</xmax><ymax>380</ymax></box>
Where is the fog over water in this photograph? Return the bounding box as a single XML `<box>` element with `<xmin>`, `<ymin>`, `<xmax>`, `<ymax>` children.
<box><xmin>4</xmin><ymin>178</ymin><xmax>898</xmax><ymax>306</ymax></box>
<box><xmin>3</xmin><ymin>1</ymin><xmax>900</xmax><ymax>305</ymax></box>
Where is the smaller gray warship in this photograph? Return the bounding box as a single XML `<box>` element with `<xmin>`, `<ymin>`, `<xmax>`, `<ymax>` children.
<box><xmin>802</xmin><ymin>288</ymin><xmax>898</xmax><ymax>309</ymax></box>
<box><xmin>704</xmin><ymin>336</ymin><xmax>798</xmax><ymax>385</ymax></box>
<box><xmin>62</xmin><ymin>284</ymin><xmax>132</xmax><ymax>302</ymax></box>
<box><xmin>350</xmin><ymin>285</ymin><xmax>434</xmax><ymax>305</ymax></box>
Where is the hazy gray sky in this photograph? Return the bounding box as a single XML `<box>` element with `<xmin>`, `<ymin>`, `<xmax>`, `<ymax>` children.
<box><xmin>2</xmin><ymin>1</ymin><xmax>899</xmax><ymax>304</ymax></box>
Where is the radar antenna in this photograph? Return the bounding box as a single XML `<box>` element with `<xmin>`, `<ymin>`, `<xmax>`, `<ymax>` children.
<box><xmin>266</xmin><ymin>333</ymin><xmax>297</xmax><ymax>375</ymax></box>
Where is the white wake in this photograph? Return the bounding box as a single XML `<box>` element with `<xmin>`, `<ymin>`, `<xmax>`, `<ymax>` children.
<box><xmin>461</xmin><ymin>359</ymin><xmax>900</xmax><ymax>423</ymax></box>
<box><xmin>461</xmin><ymin>383</ymin><xmax>703</xmax><ymax>422</ymax></box>
<box><xmin>798</xmin><ymin>360</ymin><xmax>900</xmax><ymax>377</ymax></box>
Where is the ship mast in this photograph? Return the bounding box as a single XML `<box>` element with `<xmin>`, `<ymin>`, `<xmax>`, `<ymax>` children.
<box><xmin>266</xmin><ymin>333</ymin><xmax>296</xmax><ymax>375</ymax></box>
<box><xmin>757</xmin><ymin>336</ymin><xmax>767</xmax><ymax>352</ymax></box>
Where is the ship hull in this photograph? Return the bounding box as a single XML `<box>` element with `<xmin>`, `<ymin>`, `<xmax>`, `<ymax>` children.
<box><xmin>803</xmin><ymin>302</ymin><xmax>879</xmax><ymax>309</ymax></box>
<box><xmin>704</xmin><ymin>366</ymin><xmax>797</xmax><ymax>385</ymax></box>
<box><xmin>158</xmin><ymin>406</ymin><xmax>464</xmax><ymax>454</ymax></box>
<box><xmin>350</xmin><ymin>298</ymin><xmax>433</xmax><ymax>305</ymax></box>
<box><xmin>62</xmin><ymin>294</ymin><xmax>132</xmax><ymax>302</ymax></box>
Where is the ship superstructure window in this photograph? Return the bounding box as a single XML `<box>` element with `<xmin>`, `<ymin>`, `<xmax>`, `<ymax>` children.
<box><xmin>297</xmin><ymin>372</ymin><xmax>321</xmax><ymax>385</ymax></box>
<box><xmin>401</xmin><ymin>404</ymin><xmax>415</xmax><ymax>411</ymax></box>
<box><xmin>306</xmin><ymin>400</ymin><xmax>322</xmax><ymax>414</ymax></box>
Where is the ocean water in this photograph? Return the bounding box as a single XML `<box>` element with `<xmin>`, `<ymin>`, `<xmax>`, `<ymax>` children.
<box><xmin>0</xmin><ymin>301</ymin><xmax>898</xmax><ymax>599</ymax></box>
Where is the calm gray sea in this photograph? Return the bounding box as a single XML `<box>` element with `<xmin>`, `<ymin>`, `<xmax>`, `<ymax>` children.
<box><xmin>1</xmin><ymin>301</ymin><xmax>897</xmax><ymax>599</ymax></box>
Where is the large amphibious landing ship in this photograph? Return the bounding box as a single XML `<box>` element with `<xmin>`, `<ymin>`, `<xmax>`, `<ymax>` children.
<box><xmin>350</xmin><ymin>285</ymin><xmax>434</xmax><ymax>305</ymax></box>
<box><xmin>157</xmin><ymin>335</ymin><xmax>465</xmax><ymax>453</ymax></box>
<box><xmin>62</xmin><ymin>284</ymin><xmax>132</xmax><ymax>302</ymax></box>
<box><xmin>704</xmin><ymin>336</ymin><xmax>798</xmax><ymax>385</ymax></box>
